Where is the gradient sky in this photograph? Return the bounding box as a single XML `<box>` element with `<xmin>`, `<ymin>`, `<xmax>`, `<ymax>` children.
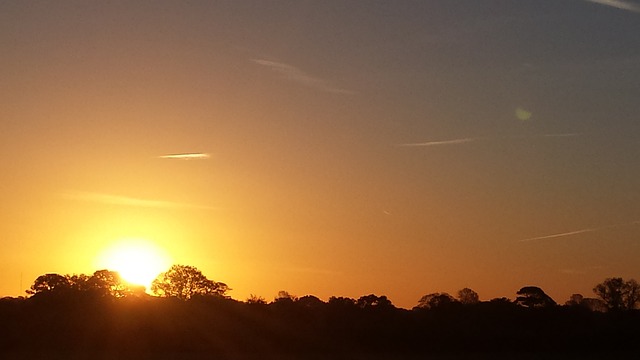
<box><xmin>1</xmin><ymin>0</ymin><xmax>639</xmax><ymax>308</ymax></box>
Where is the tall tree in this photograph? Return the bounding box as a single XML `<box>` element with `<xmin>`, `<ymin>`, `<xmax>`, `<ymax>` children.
<box><xmin>622</xmin><ymin>279</ymin><xmax>640</xmax><ymax>310</ymax></box>
<box><xmin>515</xmin><ymin>286</ymin><xmax>556</xmax><ymax>308</ymax></box>
<box><xmin>593</xmin><ymin>277</ymin><xmax>640</xmax><ymax>311</ymax></box>
<box><xmin>296</xmin><ymin>295</ymin><xmax>325</xmax><ymax>308</ymax></box>
<box><xmin>89</xmin><ymin>270</ymin><xmax>131</xmax><ymax>298</ymax></box>
<box><xmin>274</xmin><ymin>290</ymin><xmax>297</xmax><ymax>303</ymax></box>
<box><xmin>26</xmin><ymin>274</ymin><xmax>71</xmax><ymax>295</ymax></box>
<box><xmin>27</xmin><ymin>270</ymin><xmax>139</xmax><ymax>298</ymax></box>
<box><xmin>150</xmin><ymin>265</ymin><xmax>229</xmax><ymax>300</ymax></box>
<box><xmin>357</xmin><ymin>294</ymin><xmax>394</xmax><ymax>309</ymax></box>
<box><xmin>457</xmin><ymin>288</ymin><xmax>480</xmax><ymax>305</ymax></box>
<box><xmin>415</xmin><ymin>292</ymin><xmax>457</xmax><ymax>310</ymax></box>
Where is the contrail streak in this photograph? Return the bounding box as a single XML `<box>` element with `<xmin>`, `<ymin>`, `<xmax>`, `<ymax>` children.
<box><xmin>585</xmin><ymin>0</ymin><xmax>640</xmax><ymax>13</ymax></box>
<box><xmin>158</xmin><ymin>153</ymin><xmax>210</xmax><ymax>160</ymax></box>
<box><xmin>519</xmin><ymin>228</ymin><xmax>599</xmax><ymax>242</ymax></box>
<box><xmin>518</xmin><ymin>220</ymin><xmax>640</xmax><ymax>242</ymax></box>
<box><xmin>251</xmin><ymin>58</ymin><xmax>355</xmax><ymax>94</ymax></box>
<box><xmin>541</xmin><ymin>133</ymin><xmax>582</xmax><ymax>138</ymax></box>
<box><xmin>398</xmin><ymin>133</ymin><xmax>582</xmax><ymax>147</ymax></box>
<box><xmin>398</xmin><ymin>138</ymin><xmax>476</xmax><ymax>147</ymax></box>
<box><xmin>61</xmin><ymin>191</ymin><xmax>217</xmax><ymax>210</ymax></box>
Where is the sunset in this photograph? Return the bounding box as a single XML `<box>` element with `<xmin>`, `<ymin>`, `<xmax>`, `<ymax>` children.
<box><xmin>94</xmin><ymin>238</ymin><xmax>172</xmax><ymax>288</ymax></box>
<box><xmin>1</xmin><ymin>1</ymin><xmax>639</xmax><ymax>358</ymax></box>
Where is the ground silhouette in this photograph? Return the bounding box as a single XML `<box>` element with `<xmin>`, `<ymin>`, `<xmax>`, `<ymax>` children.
<box><xmin>1</xmin><ymin>270</ymin><xmax>638</xmax><ymax>359</ymax></box>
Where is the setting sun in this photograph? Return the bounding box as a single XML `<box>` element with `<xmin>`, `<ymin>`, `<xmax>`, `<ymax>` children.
<box><xmin>95</xmin><ymin>239</ymin><xmax>172</xmax><ymax>289</ymax></box>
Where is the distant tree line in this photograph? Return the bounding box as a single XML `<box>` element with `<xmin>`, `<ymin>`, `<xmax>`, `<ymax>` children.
<box><xmin>20</xmin><ymin>264</ymin><xmax>640</xmax><ymax>312</ymax></box>
<box><xmin>24</xmin><ymin>265</ymin><xmax>229</xmax><ymax>300</ymax></box>
<box><xmin>2</xmin><ymin>265</ymin><xmax>639</xmax><ymax>359</ymax></box>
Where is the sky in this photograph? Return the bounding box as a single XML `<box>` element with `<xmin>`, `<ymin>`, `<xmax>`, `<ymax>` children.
<box><xmin>1</xmin><ymin>0</ymin><xmax>639</xmax><ymax>308</ymax></box>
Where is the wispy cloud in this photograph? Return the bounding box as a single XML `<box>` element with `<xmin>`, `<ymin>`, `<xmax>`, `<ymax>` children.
<box><xmin>559</xmin><ymin>268</ymin><xmax>588</xmax><ymax>275</ymax></box>
<box><xmin>398</xmin><ymin>133</ymin><xmax>582</xmax><ymax>147</ymax></box>
<box><xmin>286</xmin><ymin>267</ymin><xmax>342</xmax><ymax>276</ymax></box>
<box><xmin>158</xmin><ymin>153</ymin><xmax>210</xmax><ymax>160</ymax></box>
<box><xmin>61</xmin><ymin>191</ymin><xmax>216</xmax><ymax>210</ymax></box>
<box><xmin>251</xmin><ymin>59</ymin><xmax>355</xmax><ymax>94</ymax></box>
<box><xmin>559</xmin><ymin>266</ymin><xmax>604</xmax><ymax>275</ymax></box>
<box><xmin>518</xmin><ymin>220</ymin><xmax>640</xmax><ymax>242</ymax></box>
<box><xmin>541</xmin><ymin>133</ymin><xmax>582</xmax><ymax>138</ymax></box>
<box><xmin>397</xmin><ymin>138</ymin><xmax>477</xmax><ymax>147</ymax></box>
<box><xmin>519</xmin><ymin>228</ymin><xmax>600</xmax><ymax>242</ymax></box>
<box><xmin>586</xmin><ymin>0</ymin><xmax>640</xmax><ymax>13</ymax></box>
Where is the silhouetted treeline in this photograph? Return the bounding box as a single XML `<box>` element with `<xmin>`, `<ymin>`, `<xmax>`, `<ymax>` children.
<box><xmin>1</xmin><ymin>272</ymin><xmax>639</xmax><ymax>359</ymax></box>
<box><xmin>1</xmin><ymin>294</ymin><xmax>639</xmax><ymax>359</ymax></box>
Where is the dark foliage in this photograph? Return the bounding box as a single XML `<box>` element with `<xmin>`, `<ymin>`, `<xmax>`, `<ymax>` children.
<box><xmin>515</xmin><ymin>286</ymin><xmax>557</xmax><ymax>308</ymax></box>
<box><xmin>593</xmin><ymin>277</ymin><xmax>640</xmax><ymax>311</ymax></box>
<box><xmin>151</xmin><ymin>264</ymin><xmax>229</xmax><ymax>300</ymax></box>
<box><xmin>1</xmin><ymin>293</ymin><xmax>639</xmax><ymax>359</ymax></box>
<box><xmin>3</xmin><ymin>273</ymin><xmax>639</xmax><ymax>359</ymax></box>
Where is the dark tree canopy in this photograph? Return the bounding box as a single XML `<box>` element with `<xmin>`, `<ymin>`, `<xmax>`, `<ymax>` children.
<box><xmin>328</xmin><ymin>296</ymin><xmax>357</xmax><ymax>308</ymax></box>
<box><xmin>274</xmin><ymin>290</ymin><xmax>297</xmax><ymax>303</ymax></box>
<box><xmin>27</xmin><ymin>270</ymin><xmax>140</xmax><ymax>298</ymax></box>
<box><xmin>89</xmin><ymin>270</ymin><xmax>141</xmax><ymax>298</ymax></box>
<box><xmin>564</xmin><ymin>294</ymin><xmax>607</xmax><ymax>312</ymax></box>
<box><xmin>246</xmin><ymin>294</ymin><xmax>267</xmax><ymax>304</ymax></box>
<box><xmin>415</xmin><ymin>292</ymin><xmax>457</xmax><ymax>310</ymax></box>
<box><xmin>150</xmin><ymin>264</ymin><xmax>229</xmax><ymax>300</ymax></box>
<box><xmin>515</xmin><ymin>286</ymin><xmax>556</xmax><ymax>308</ymax></box>
<box><xmin>356</xmin><ymin>294</ymin><xmax>393</xmax><ymax>309</ymax></box>
<box><xmin>565</xmin><ymin>293</ymin><xmax>584</xmax><ymax>306</ymax></box>
<box><xmin>623</xmin><ymin>279</ymin><xmax>640</xmax><ymax>310</ymax></box>
<box><xmin>296</xmin><ymin>295</ymin><xmax>325</xmax><ymax>308</ymax></box>
<box><xmin>457</xmin><ymin>288</ymin><xmax>480</xmax><ymax>305</ymax></box>
<box><xmin>26</xmin><ymin>273</ymin><xmax>71</xmax><ymax>295</ymax></box>
<box><xmin>593</xmin><ymin>277</ymin><xmax>640</xmax><ymax>311</ymax></box>
<box><xmin>11</xmin><ymin>268</ymin><xmax>640</xmax><ymax>359</ymax></box>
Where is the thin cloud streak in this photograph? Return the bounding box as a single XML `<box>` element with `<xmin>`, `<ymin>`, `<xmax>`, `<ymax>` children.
<box><xmin>286</xmin><ymin>267</ymin><xmax>342</xmax><ymax>276</ymax></box>
<box><xmin>398</xmin><ymin>133</ymin><xmax>581</xmax><ymax>147</ymax></box>
<box><xmin>559</xmin><ymin>265</ymin><xmax>605</xmax><ymax>275</ymax></box>
<box><xmin>61</xmin><ymin>191</ymin><xmax>217</xmax><ymax>210</ymax></box>
<box><xmin>398</xmin><ymin>138</ymin><xmax>476</xmax><ymax>147</ymax></box>
<box><xmin>586</xmin><ymin>0</ymin><xmax>640</xmax><ymax>13</ymax></box>
<box><xmin>519</xmin><ymin>228</ymin><xmax>599</xmax><ymax>242</ymax></box>
<box><xmin>541</xmin><ymin>133</ymin><xmax>582</xmax><ymax>138</ymax></box>
<box><xmin>158</xmin><ymin>153</ymin><xmax>210</xmax><ymax>160</ymax></box>
<box><xmin>519</xmin><ymin>220</ymin><xmax>640</xmax><ymax>242</ymax></box>
<box><xmin>251</xmin><ymin>59</ymin><xmax>355</xmax><ymax>94</ymax></box>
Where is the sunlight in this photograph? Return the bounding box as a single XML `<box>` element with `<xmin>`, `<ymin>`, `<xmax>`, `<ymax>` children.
<box><xmin>95</xmin><ymin>238</ymin><xmax>172</xmax><ymax>289</ymax></box>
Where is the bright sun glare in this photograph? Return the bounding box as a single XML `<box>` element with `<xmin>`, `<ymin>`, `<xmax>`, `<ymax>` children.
<box><xmin>95</xmin><ymin>238</ymin><xmax>172</xmax><ymax>289</ymax></box>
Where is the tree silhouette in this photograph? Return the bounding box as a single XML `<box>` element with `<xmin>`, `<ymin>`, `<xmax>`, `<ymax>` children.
<box><xmin>274</xmin><ymin>290</ymin><xmax>297</xmax><ymax>303</ymax></box>
<box><xmin>593</xmin><ymin>277</ymin><xmax>640</xmax><ymax>311</ymax></box>
<box><xmin>246</xmin><ymin>294</ymin><xmax>267</xmax><ymax>304</ymax></box>
<box><xmin>67</xmin><ymin>274</ymin><xmax>92</xmax><ymax>291</ymax></box>
<box><xmin>89</xmin><ymin>269</ymin><xmax>134</xmax><ymax>298</ymax></box>
<box><xmin>580</xmin><ymin>297</ymin><xmax>608</xmax><ymax>312</ymax></box>
<box><xmin>623</xmin><ymin>279</ymin><xmax>640</xmax><ymax>310</ymax></box>
<box><xmin>457</xmin><ymin>288</ymin><xmax>480</xmax><ymax>305</ymax></box>
<box><xmin>8</xmin><ymin>271</ymin><xmax>640</xmax><ymax>357</ymax></box>
<box><xmin>296</xmin><ymin>295</ymin><xmax>325</xmax><ymax>309</ymax></box>
<box><xmin>26</xmin><ymin>270</ymin><xmax>143</xmax><ymax>298</ymax></box>
<box><xmin>26</xmin><ymin>273</ymin><xmax>71</xmax><ymax>295</ymax></box>
<box><xmin>515</xmin><ymin>286</ymin><xmax>556</xmax><ymax>308</ymax></box>
<box><xmin>150</xmin><ymin>264</ymin><xmax>229</xmax><ymax>300</ymax></box>
<box><xmin>356</xmin><ymin>294</ymin><xmax>393</xmax><ymax>309</ymax></box>
<box><xmin>327</xmin><ymin>296</ymin><xmax>357</xmax><ymax>309</ymax></box>
<box><xmin>415</xmin><ymin>292</ymin><xmax>457</xmax><ymax>310</ymax></box>
<box><xmin>565</xmin><ymin>293</ymin><xmax>584</xmax><ymax>306</ymax></box>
